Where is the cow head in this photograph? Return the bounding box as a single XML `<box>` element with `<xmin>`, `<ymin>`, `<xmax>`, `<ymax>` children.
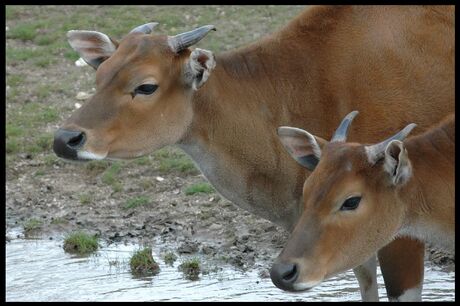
<box><xmin>53</xmin><ymin>23</ymin><xmax>216</xmax><ymax>160</ymax></box>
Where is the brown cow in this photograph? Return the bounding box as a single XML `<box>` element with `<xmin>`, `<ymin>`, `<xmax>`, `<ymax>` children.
<box><xmin>273</xmin><ymin>111</ymin><xmax>454</xmax><ymax>297</ymax></box>
<box><xmin>53</xmin><ymin>6</ymin><xmax>454</xmax><ymax>301</ymax></box>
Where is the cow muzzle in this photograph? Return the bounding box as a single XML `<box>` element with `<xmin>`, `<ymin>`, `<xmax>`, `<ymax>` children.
<box><xmin>53</xmin><ymin>129</ymin><xmax>86</xmax><ymax>160</ymax></box>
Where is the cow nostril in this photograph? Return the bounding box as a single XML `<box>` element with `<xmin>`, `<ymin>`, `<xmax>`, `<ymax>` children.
<box><xmin>282</xmin><ymin>263</ymin><xmax>298</xmax><ymax>282</ymax></box>
<box><xmin>67</xmin><ymin>132</ymin><xmax>85</xmax><ymax>148</ymax></box>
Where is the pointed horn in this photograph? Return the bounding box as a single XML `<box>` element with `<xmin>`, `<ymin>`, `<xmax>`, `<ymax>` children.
<box><xmin>168</xmin><ymin>25</ymin><xmax>216</xmax><ymax>53</ymax></box>
<box><xmin>129</xmin><ymin>22</ymin><xmax>159</xmax><ymax>34</ymax></box>
<box><xmin>365</xmin><ymin>123</ymin><xmax>417</xmax><ymax>164</ymax></box>
<box><xmin>330</xmin><ymin>111</ymin><xmax>359</xmax><ymax>142</ymax></box>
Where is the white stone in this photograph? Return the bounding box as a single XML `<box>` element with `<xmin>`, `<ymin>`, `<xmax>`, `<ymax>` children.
<box><xmin>75</xmin><ymin>57</ymin><xmax>88</xmax><ymax>67</ymax></box>
<box><xmin>75</xmin><ymin>92</ymin><xmax>92</xmax><ymax>100</ymax></box>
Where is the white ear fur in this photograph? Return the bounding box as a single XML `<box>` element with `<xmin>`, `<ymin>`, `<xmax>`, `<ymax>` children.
<box><xmin>184</xmin><ymin>48</ymin><xmax>216</xmax><ymax>90</ymax></box>
<box><xmin>384</xmin><ymin>140</ymin><xmax>412</xmax><ymax>186</ymax></box>
<box><xmin>67</xmin><ymin>30</ymin><xmax>117</xmax><ymax>69</ymax></box>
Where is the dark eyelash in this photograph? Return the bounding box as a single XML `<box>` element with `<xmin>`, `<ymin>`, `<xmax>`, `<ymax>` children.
<box><xmin>133</xmin><ymin>84</ymin><xmax>158</xmax><ymax>96</ymax></box>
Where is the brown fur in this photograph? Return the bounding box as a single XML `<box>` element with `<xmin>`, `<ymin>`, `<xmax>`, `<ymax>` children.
<box><xmin>57</xmin><ymin>6</ymin><xmax>454</xmax><ymax>300</ymax></box>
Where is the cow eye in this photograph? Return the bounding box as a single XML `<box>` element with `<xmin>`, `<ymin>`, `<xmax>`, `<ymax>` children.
<box><xmin>340</xmin><ymin>196</ymin><xmax>361</xmax><ymax>211</ymax></box>
<box><xmin>134</xmin><ymin>84</ymin><xmax>158</xmax><ymax>96</ymax></box>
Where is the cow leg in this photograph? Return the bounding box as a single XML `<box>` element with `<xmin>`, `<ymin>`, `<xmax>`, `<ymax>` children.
<box><xmin>353</xmin><ymin>255</ymin><xmax>379</xmax><ymax>301</ymax></box>
<box><xmin>378</xmin><ymin>237</ymin><xmax>425</xmax><ymax>302</ymax></box>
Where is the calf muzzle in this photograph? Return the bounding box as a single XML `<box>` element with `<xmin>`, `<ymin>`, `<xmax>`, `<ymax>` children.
<box><xmin>270</xmin><ymin>261</ymin><xmax>299</xmax><ymax>291</ymax></box>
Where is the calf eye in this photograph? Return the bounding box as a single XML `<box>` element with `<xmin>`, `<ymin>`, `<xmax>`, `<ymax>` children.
<box><xmin>134</xmin><ymin>84</ymin><xmax>158</xmax><ymax>96</ymax></box>
<box><xmin>340</xmin><ymin>196</ymin><xmax>361</xmax><ymax>211</ymax></box>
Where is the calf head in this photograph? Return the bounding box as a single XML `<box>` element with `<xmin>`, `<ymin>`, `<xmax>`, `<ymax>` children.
<box><xmin>270</xmin><ymin>111</ymin><xmax>416</xmax><ymax>292</ymax></box>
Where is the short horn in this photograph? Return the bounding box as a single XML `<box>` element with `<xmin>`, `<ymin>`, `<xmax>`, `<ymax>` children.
<box><xmin>129</xmin><ymin>22</ymin><xmax>159</xmax><ymax>34</ymax></box>
<box><xmin>365</xmin><ymin>123</ymin><xmax>417</xmax><ymax>164</ymax></box>
<box><xmin>168</xmin><ymin>25</ymin><xmax>216</xmax><ymax>53</ymax></box>
<box><xmin>330</xmin><ymin>111</ymin><xmax>359</xmax><ymax>142</ymax></box>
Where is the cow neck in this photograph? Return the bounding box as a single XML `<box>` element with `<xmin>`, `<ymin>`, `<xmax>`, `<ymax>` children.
<box><xmin>177</xmin><ymin>38</ymin><xmax>316</xmax><ymax>230</ymax></box>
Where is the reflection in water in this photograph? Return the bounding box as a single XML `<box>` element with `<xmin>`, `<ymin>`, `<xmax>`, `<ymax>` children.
<box><xmin>6</xmin><ymin>238</ymin><xmax>455</xmax><ymax>302</ymax></box>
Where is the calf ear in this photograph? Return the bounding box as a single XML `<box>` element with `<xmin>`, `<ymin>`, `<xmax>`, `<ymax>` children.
<box><xmin>67</xmin><ymin>30</ymin><xmax>118</xmax><ymax>69</ymax></box>
<box><xmin>384</xmin><ymin>140</ymin><xmax>412</xmax><ymax>186</ymax></box>
<box><xmin>277</xmin><ymin>127</ymin><xmax>327</xmax><ymax>171</ymax></box>
<box><xmin>183</xmin><ymin>48</ymin><xmax>216</xmax><ymax>90</ymax></box>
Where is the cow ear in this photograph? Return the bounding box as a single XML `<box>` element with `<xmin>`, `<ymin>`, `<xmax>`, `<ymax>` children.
<box><xmin>183</xmin><ymin>48</ymin><xmax>216</xmax><ymax>90</ymax></box>
<box><xmin>277</xmin><ymin>126</ymin><xmax>327</xmax><ymax>171</ymax></box>
<box><xmin>67</xmin><ymin>30</ymin><xmax>118</xmax><ymax>70</ymax></box>
<box><xmin>383</xmin><ymin>140</ymin><xmax>412</xmax><ymax>186</ymax></box>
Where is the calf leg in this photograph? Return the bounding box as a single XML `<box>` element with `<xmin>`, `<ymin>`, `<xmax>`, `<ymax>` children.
<box><xmin>353</xmin><ymin>255</ymin><xmax>379</xmax><ymax>301</ymax></box>
<box><xmin>378</xmin><ymin>237</ymin><xmax>425</xmax><ymax>302</ymax></box>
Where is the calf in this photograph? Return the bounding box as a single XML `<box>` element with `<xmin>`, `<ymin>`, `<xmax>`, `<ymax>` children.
<box><xmin>272</xmin><ymin>111</ymin><xmax>454</xmax><ymax>296</ymax></box>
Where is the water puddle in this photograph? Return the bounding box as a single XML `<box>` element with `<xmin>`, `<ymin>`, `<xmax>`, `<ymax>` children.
<box><xmin>6</xmin><ymin>236</ymin><xmax>455</xmax><ymax>301</ymax></box>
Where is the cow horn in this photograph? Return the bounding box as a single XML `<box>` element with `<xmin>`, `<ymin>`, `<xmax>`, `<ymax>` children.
<box><xmin>129</xmin><ymin>22</ymin><xmax>159</xmax><ymax>34</ymax></box>
<box><xmin>365</xmin><ymin>123</ymin><xmax>417</xmax><ymax>164</ymax></box>
<box><xmin>330</xmin><ymin>111</ymin><xmax>359</xmax><ymax>142</ymax></box>
<box><xmin>168</xmin><ymin>25</ymin><xmax>216</xmax><ymax>53</ymax></box>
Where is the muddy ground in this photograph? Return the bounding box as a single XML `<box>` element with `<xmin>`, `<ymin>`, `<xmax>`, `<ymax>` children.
<box><xmin>5</xmin><ymin>5</ymin><xmax>454</xmax><ymax>288</ymax></box>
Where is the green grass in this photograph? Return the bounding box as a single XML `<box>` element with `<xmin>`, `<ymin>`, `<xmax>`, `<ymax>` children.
<box><xmin>140</xmin><ymin>179</ymin><xmax>153</xmax><ymax>191</ymax></box>
<box><xmin>7</xmin><ymin>23</ymin><xmax>37</xmax><ymax>41</ymax></box>
<box><xmin>5</xmin><ymin>6</ymin><xmax>20</xmax><ymax>19</ymax></box>
<box><xmin>50</xmin><ymin>217</ymin><xmax>67</xmax><ymax>225</ymax></box>
<box><xmin>6</xmin><ymin>103</ymin><xmax>61</xmax><ymax>156</ymax></box>
<box><xmin>63</xmin><ymin>231</ymin><xmax>99</xmax><ymax>255</ymax></box>
<box><xmin>101</xmin><ymin>162</ymin><xmax>122</xmax><ymax>184</ymax></box>
<box><xmin>36</xmin><ymin>133</ymin><xmax>53</xmax><ymax>151</ymax></box>
<box><xmin>6</xmin><ymin>74</ymin><xmax>25</xmax><ymax>87</ymax></box>
<box><xmin>178</xmin><ymin>257</ymin><xmax>201</xmax><ymax>280</ymax></box>
<box><xmin>129</xmin><ymin>247</ymin><xmax>160</xmax><ymax>277</ymax></box>
<box><xmin>101</xmin><ymin>162</ymin><xmax>123</xmax><ymax>192</ymax></box>
<box><xmin>6</xmin><ymin>46</ymin><xmax>49</xmax><ymax>63</ymax></box>
<box><xmin>154</xmin><ymin>147</ymin><xmax>198</xmax><ymax>174</ymax></box>
<box><xmin>6</xmin><ymin>139</ymin><xmax>20</xmax><ymax>154</ymax></box>
<box><xmin>134</xmin><ymin>156</ymin><xmax>153</xmax><ymax>166</ymax></box>
<box><xmin>123</xmin><ymin>196</ymin><xmax>150</xmax><ymax>210</ymax></box>
<box><xmin>185</xmin><ymin>182</ymin><xmax>215</xmax><ymax>195</ymax></box>
<box><xmin>34</xmin><ymin>169</ymin><xmax>45</xmax><ymax>176</ymax></box>
<box><xmin>163</xmin><ymin>251</ymin><xmax>178</xmax><ymax>266</ymax></box>
<box><xmin>23</xmin><ymin>218</ymin><xmax>43</xmax><ymax>232</ymax></box>
<box><xmin>79</xmin><ymin>193</ymin><xmax>92</xmax><ymax>205</ymax></box>
<box><xmin>6</xmin><ymin>124</ymin><xmax>24</xmax><ymax>138</ymax></box>
<box><xmin>43</xmin><ymin>154</ymin><xmax>61</xmax><ymax>166</ymax></box>
<box><xmin>84</xmin><ymin>160</ymin><xmax>111</xmax><ymax>173</ymax></box>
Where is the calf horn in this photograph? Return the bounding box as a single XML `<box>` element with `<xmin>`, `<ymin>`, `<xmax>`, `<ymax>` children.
<box><xmin>331</xmin><ymin>111</ymin><xmax>359</xmax><ymax>142</ymax></box>
<box><xmin>365</xmin><ymin>123</ymin><xmax>417</xmax><ymax>164</ymax></box>
<box><xmin>168</xmin><ymin>25</ymin><xmax>216</xmax><ymax>53</ymax></box>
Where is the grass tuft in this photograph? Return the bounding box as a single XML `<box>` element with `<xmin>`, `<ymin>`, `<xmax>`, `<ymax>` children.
<box><xmin>123</xmin><ymin>196</ymin><xmax>150</xmax><ymax>210</ymax></box>
<box><xmin>178</xmin><ymin>257</ymin><xmax>201</xmax><ymax>280</ymax></box>
<box><xmin>79</xmin><ymin>193</ymin><xmax>92</xmax><ymax>205</ymax></box>
<box><xmin>101</xmin><ymin>162</ymin><xmax>123</xmax><ymax>192</ymax></box>
<box><xmin>129</xmin><ymin>247</ymin><xmax>160</xmax><ymax>277</ymax></box>
<box><xmin>63</xmin><ymin>231</ymin><xmax>99</xmax><ymax>255</ymax></box>
<box><xmin>163</xmin><ymin>251</ymin><xmax>178</xmax><ymax>266</ymax></box>
<box><xmin>185</xmin><ymin>182</ymin><xmax>215</xmax><ymax>195</ymax></box>
<box><xmin>154</xmin><ymin>147</ymin><xmax>198</xmax><ymax>174</ymax></box>
<box><xmin>23</xmin><ymin>218</ymin><xmax>43</xmax><ymax>232</ymax></box>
